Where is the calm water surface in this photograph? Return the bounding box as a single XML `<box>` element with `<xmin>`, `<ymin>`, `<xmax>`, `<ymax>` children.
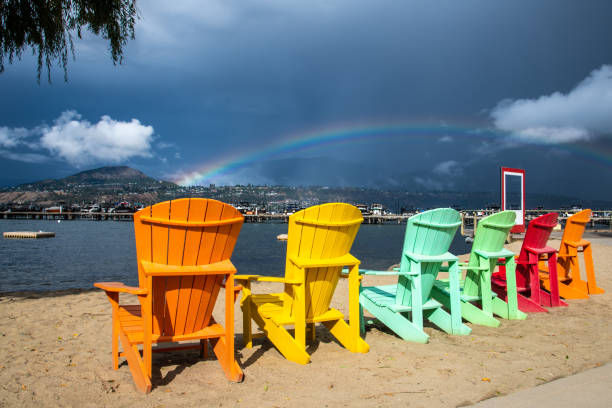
<box><xmin>0</xmin><ymin>220</ymin><xmax>471</xmax><ymax>292</ymax></box>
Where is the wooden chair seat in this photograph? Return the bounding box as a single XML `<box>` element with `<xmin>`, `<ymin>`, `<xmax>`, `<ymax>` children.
<box><xmin>361</xmin><ymin>285</ymin><xmax>443</xmax><ymax>312</ymax></box>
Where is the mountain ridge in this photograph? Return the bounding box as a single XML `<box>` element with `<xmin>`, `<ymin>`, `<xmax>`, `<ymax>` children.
<box><xmin>14</xmin><ymin>166</ymin><xmax>176</xmax><ymax>190</ymax></box>
<box><xmin>1</xmin><ymin>166</ymin><xmax>612</xmax><ymax>210</ymax></box>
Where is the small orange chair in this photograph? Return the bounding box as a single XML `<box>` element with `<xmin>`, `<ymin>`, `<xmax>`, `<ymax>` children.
<box><xmin>95</xmin><ymin>198</ymin><xmax>244</xmax><ymax>392</ymax></box>
<box><xmin>540</xmin><ymin>209</ymin><xmax>604</xmax><ymax>299</ymax></box>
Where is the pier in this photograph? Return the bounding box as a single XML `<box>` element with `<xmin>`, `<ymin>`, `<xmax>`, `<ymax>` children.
<box><xmin>2</xmin><ymin>210</ymin><xmax>612</xmax><ymax>232</ymax></box>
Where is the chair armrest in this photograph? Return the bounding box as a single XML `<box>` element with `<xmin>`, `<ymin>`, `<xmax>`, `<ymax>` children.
<box><xmin>94</xmin><ymin>282</ymin><xmax>148</xmax><ymax>295</ymax></box>
<box><xmin>220</xmin><ymin>282</ymin><xmax>243</xmax><ymax>291</ymax></box>
<box><xmin>290</xmin><ymin>253</ymin><xmax>360</xmax><ymax>269</ymax></box>
<box><xmin>497</xmin><ymin>255</ymin><xmax>520</xmax><ymax>264</ymax></box>
<box><xmin>140</xmin><ymin>259</ymin><xmax>236</xmax><ymax>276</ymax></box>
<box><xmin>356</xmin><ymin>268</ymin><xmax>418</xmax><ymax>277</ymax></box>
<box><xmin>234</xmin><ymin>275</ymin><xmax>302</xmax><ymax>285</ymax></box>
<box><xmin>404</xmin><ymin>251</ymin><xmax>458</xmax><ymax>263</ymax></box>
<box><xmin>457</xmin><ymin>262</ymin><xmax>488</xmax><ymax>271</ymax></box>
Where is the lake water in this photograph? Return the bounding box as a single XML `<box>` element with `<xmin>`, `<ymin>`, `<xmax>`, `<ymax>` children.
<box><xmin>0</xmin><ymin>220</ymin><xmax>471</xmax><ymax>293</ymax></box>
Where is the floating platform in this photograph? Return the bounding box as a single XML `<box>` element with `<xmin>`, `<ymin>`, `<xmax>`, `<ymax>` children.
<box><xmin>3</xmin><ymin>231</ymin><xmax>55</xmax><ymax>239</ymax></box>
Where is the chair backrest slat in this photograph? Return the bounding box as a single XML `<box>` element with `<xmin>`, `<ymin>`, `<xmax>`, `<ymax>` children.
<box><xmin>163</xmin><ymin>199</ymin><xmax>190</xmax><ymax>336</ymax></box>
<box><xmin>134</xmin><ymin>198</ymin><xmax>243</xmax><ymax>337</ymax></box>
<box><xmin>181</xmin><ymin>200</ymin><xmax>211</xmax><ymax>334</ymax></box>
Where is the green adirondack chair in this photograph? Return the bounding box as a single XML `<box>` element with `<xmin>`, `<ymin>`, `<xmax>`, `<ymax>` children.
<box><xmin>358</xmin><ymin>208</ymin><xmax>471</xmax><ymax>343</ymax></box>
<box><xmin>431</xmin><ymin>211</ymin><xmax>527</xmax><ymax>327</ymax></box>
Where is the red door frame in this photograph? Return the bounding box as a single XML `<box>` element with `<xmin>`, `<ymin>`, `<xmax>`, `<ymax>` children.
<box><xmin>501</xmin><ymin>167</ymin><xmax>525</xmax><ymax>233</ymax></box>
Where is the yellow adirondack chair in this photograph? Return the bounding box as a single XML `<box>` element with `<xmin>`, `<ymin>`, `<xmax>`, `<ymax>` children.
<box><xmin>236</xmin><ymin>203</ymin><xmax>369</xmax><ymax>364</ymax></box>
<box><xmin>94</xmin><ymin>198</ymin><xmax>244</xmax><ymax>392</ymax></box>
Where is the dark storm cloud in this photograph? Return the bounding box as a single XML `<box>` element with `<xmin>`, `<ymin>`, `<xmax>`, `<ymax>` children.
<box><xmin>0</xmin><ymin>0</ymin><xmax>611</xmax><ymax>198</ymax></box>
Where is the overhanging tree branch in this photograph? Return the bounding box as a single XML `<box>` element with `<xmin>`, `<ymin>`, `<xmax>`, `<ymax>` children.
<box><xmin>0</xmin><ymin>0</ymin><xmax>138</xmax><ymax>83</ymax></box>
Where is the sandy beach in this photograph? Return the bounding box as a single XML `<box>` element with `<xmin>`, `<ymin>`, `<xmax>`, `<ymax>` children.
<box><xmin>1</xmin><ymin>234</ymin><xmax>611</xmax><ymax>407</ymax></box>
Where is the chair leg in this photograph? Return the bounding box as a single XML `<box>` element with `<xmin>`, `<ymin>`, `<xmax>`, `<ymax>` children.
<box><xmin>322</xmin><ymin>317</ymin><xmax>370</xmax><ymax>352</ymax></box>
<box><xmin>499</xmin><ymin>257</ymin><xmax>526</xmax><ymax>319</ymax></box>
<box><xmin>583</xmin><ymin>244</ymin><xmax>604</xmax><ymax>294</ymax></box>
<box><xmin>479</xmin><ymin>258</ymin><xmax>494</xmax><ymax>317</ymax></box>
<box><xmin>294</xmin><ymin>283</ymin><xmax>306</xmax><ymax>351</ymax></box>
<box><xmin>537</xmin><ymin>289</ymin><xmax>568</xmax><ymax>308</ymax></box>
<box><xmin>359</xmin><ymin>296</ymin><xmax>428</xmax><ymax>343</ymax></box>
<box><xmin>527</xmin><ymin>254</ymin><xmax>541</xmax><ymax>306</ymax></box>
<box><xmin>431</xmin><ymin>284</ymin><xmax>500</xmax><ymax>327</ymax></box>
<box><xmin>544</xmin><ymin>252</ymin><xmax>568</xmax><ymax>307</ymax></box>
<box><xmin>242</xmin><ymin>301</ymin><xmax>253</xmax><ymax>349</ymax></box>
<box><xmin>516</xmin><ymin>260</ymin><xmax>548</xmax><ymax>312</ymax></box>
<box><xmin>107</xmin><ymin>292</ymin><xmax>120</xmax><ymax>370</ymax></box>
<box><xmin>359</xmin><ymin>301</ymin><xmax>366</xmax><ymax>337</ymax></box>
<box><xmin>200</xmin><ymin>339</ymin><xmax>209</xmax><ymax>359</ymax></box>
<box><xmin>348</xmin><ymin>264</ymin><xmax>364</xmax><ymax>345</ymax></box>
<box><xmin>251</xmin><ymin>312</ymin><xmax>310</xmax><ymax>364</ymax></box>
<box><xmin>544</xmin><ymin>278</ymin><xmax>589</xmax><ymax>299</ymax></box>
<box><xmin>118</xmin><ymin>329</ymin><xmax>152</xmax><ymax>393</ymax></box>
<box><xmin>211</xmin><ymin>335</ymin><xmax>244</xmax><ymax>382</ymax></box>
<box><xmin>410</xmin><ymin>263</ymin><xmax>424</xmax><ymax>330</ymax></box>
<box><xmin>566</xmin><ymin>251</ymin><xmax>589</xmax><ymax>293</ymax></box>
<box><xmin>516</xmin><ymin>292</ymin><xmax>549</xmax><ymax>313</ymax></box>
<box><xmin>425</xmin><ymin>307</ymin><xmax>471</xmax><ymax>335</ymax></box>
<box><xmin>307</xmin><ymin>323</ymin><xmax>316</xmax><ymax>343</ymax></box>
<box><xmin>447</xmin><ymin>260</ymin><xmax>464</xmax><ymax>334</ymax></box>
<box><xmin>112</xmin><ymin>315</ymin><xmax>119</xmax><ymax>370</ymax></box>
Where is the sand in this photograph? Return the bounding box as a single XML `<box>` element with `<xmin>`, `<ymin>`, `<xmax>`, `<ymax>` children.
<box><xmin>1</xmin><ymin>234</ymin><xmax>611</xmax><ymax>407</ymax></box>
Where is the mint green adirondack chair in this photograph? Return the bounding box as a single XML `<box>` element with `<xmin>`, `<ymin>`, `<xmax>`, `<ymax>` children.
<box><xmin>432</xmin><ymin>211</ymin><xmax>527</xmax><ymax>327</ymax></box>
<box><xmin>358</xmin><ymin>208</ymin><xmax>471</xmax><ymax>343</ymax></box>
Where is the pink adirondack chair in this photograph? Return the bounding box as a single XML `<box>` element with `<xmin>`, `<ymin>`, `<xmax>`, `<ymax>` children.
<box><xmin>492</xmin><ymin>213</ymin><xmax>568</xmax><ymax>313</ymax></box>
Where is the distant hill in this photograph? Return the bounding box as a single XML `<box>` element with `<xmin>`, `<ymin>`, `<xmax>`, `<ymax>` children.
<box><xmin>0</xmin><ymin>166</ymin><xmax>176</xmax><ymax>206</ymax></box>
<box><xmin>14</xmin><ymin>166</ymin><xmax>176</xmax><ymax>190</ymax></box>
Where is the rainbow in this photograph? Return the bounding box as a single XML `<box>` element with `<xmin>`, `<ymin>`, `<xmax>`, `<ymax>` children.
<box><xmin>175</xmin><ymin>122</ymin><xmax>612</xmax><ymax>186</ymax></box>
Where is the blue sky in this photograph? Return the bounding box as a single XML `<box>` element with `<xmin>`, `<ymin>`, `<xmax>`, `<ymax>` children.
<box><xmin>1</xmin><ymin>0</ymin><xmax>612</xmax><ymax>200</ymax></box>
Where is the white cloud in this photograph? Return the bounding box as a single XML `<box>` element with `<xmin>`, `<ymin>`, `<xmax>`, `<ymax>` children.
<box><xmin>433</xmin><ymin>160</ymin><xmax>463</xmax><ymax>176</ymax></box>
<box><xmin>507</xmin><ymin>127</ymin><xmax>590</xmax><ymax>144</ymax></box>
<box><xmin>157</xmin><ymin>141</ymin><xmax>175</xmax><ymax>149</ymax></box>
<box><xmin>0</xmin><ymin>149</ymin><xmax>49</xmax><ymax>163</ymax></box>
<box><xmin>491</xmin><ymin>65</ymin><xmax>612</xmax><ymax>143</ymax></box>
<box><xmin>39</xmin><ymin>111</ymin><xmax>154</xmax><ymax>166</ymax></box>
<box><xmin>438</xmin><ymin>136</ymin><xmax>453</xmax><ymax>143</ymax></box>
<box><xmin>0</xmin><ymin>111</ymin><xmax>156</xmax><ymax>166</ymax></box>
<box><xmin>0</xmin><ymin>127</ymin><xmax>28</xmax><ymax>148</ymax></box>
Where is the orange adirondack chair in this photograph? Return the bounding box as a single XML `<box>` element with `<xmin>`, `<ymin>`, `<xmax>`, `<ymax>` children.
<box><xmin>94</xmin><ymin>198</ymin><xmax>244</xmax><ymax>393</ymax></box>
<box><xmin>540</xmin><ymin>209</ymin><xmax>604</xmax><ymax>299</ymax></box>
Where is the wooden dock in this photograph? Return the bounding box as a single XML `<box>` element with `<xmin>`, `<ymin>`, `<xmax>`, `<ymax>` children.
<box><xmin>1</xmin><ymin>210</ymin><xmax>612</xmax><ymax>232</ymax></box>
<box><xmin>3</xmin><ymin>231</ymin><xmax>55</xmax><ymax>239</ymax></box>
